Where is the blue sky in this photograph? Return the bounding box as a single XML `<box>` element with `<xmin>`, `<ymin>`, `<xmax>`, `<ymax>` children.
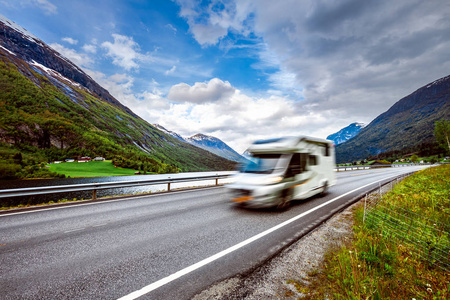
<box><xmin>1</xmin><ymin>0</ymin><xmax>449</xmax><ymax>152</ymax></box>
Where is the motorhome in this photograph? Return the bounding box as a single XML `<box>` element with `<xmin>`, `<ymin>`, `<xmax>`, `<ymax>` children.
<box><xmin>227</xmin><ymin>136</ymin><xmax>336</xmax><ymax>209</ymax></box>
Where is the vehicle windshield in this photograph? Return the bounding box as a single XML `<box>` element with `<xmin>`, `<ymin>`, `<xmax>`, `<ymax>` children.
<box><xmin>241</xmin><ymin>153</ymin><xmax>283</xmax><ymax>174</ymax></box>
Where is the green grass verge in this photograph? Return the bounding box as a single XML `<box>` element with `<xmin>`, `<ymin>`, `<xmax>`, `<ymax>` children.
<box><xmin>48</xmin><ymin>160</ymin><xmax>139</xmax><ymax>177</ymax></box>
<box><xmin>299</xmin><ymin>165</ymin><xmax>450</xmax><ymax>299</ymax></box>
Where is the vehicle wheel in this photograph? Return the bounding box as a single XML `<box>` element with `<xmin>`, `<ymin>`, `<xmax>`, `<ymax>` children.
<box><xmin>320</xmin><ymin>181</ymin><xmax>328</xmax><ymax>197</ymax></box>
<box><xmin>277</xmin><ymin>189</ymin><xmax>292</xmax><ymax>210</ymax></box>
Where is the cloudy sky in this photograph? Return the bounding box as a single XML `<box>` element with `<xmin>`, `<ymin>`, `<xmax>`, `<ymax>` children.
<box><xmin>1</xmin><ymin>0</ymin><xmax>449</xmax><ymax>153</ymax></box>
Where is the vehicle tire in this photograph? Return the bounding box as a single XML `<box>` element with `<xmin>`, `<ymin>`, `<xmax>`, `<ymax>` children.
<box><xmin>277</xmin><ymin>189</ymin><xmax>292</xmax><ymax>210</ymax></box>
<box><xmin>320</xmin><ymin>181</ymin><xmax>328</xmax><ymax>197</ymax></box>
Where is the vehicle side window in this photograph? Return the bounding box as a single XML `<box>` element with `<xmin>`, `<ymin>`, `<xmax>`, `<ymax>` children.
<box><xmin>309</xmin><ymin>155</ymin><xmax>318</xmax><ymax>166</ymax></box>
<box><xmin>286</xmin><ymin>153</ymin><xmax>303</xmax><ymax>177</ymax></box>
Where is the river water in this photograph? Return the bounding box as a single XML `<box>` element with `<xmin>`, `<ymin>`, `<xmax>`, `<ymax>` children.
<box><xmin>0</xmin><ymin>171</ymin><xmax>236</xmax><ymax>207</ymax></box>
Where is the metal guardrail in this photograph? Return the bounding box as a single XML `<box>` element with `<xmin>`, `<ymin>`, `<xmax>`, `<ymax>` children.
<box><xmin>391</xmin><ymin>163</ymin><xmax>432</xmax><ymax>167</ymax></box>
<box><xmin>335</xmin><ymin>166</ymin><xmax>371</xmax><ymax>171</ymax></box>
<box><xmin>336</xmin><ymin>163</ymin><xmax>431</xmax><ymax>171</ymax></box>
<box><xmin>0</xmin><ymin>174</ymin><xmax>231</xmax><ymax>200</ymax></box>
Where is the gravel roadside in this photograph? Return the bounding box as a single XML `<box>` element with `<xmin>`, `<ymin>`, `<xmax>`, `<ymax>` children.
<box><xmin>192</xmin><ymin>184</ymin><xmax>393</xmax><ymax>299</ymax></box>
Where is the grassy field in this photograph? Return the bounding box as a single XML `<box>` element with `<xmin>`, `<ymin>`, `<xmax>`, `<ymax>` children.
<box><xmin>48</xmin><ymin>160</ymin><xmax>138</xmax><ymax>177</ymax></box>
<box><xmin>299</xmin><ymin>165</ymin><xmax>449</xmax><ymax>299</ymax></box>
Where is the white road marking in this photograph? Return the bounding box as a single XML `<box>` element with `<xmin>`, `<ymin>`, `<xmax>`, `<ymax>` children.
<box><xmin>64</xmin><ymin>228</ymin><xmax>85</xmax><ymax>233</ymax></box>
<box><xmin>118</xmin><ymin>173</ymin><xmax>403</xmax><ymax>300</ymax></box>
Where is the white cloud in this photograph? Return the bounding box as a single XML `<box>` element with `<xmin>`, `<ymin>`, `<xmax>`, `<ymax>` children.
<box><xmin>165</xmin><ymin>23</ymin><xmax>177</xmax><ymax>34</ymax></box>
<box><xmin>101</xmin><ymin>34</ymin><xmax>143</xmax><ymax>71</ymax></box>
<box><xmin>87</xmin><ymin>70</ymin><xmax>132</xmax><ymax>96</ymax></box>
<box><xmin>189</xmin><ymin>23</ymin><xmax>228</xmax><ymax>46</ymax></box>
<box><xmin>139</xmin><ymin>90</ymin><xmax>170</xmax><ymax>110</ymax></box>
<box><xmin>176</xmin><ymin>0</ymin><xmax>253</xmax><ymax>46</ymax></box>
<box><xmin>36</xmin><ymin>0</ymin><xmax>56</xmax><ymax>14</ymax></box>
<box><xmin>82</xmin><ymin>44</ymin><xmax>97</xmax><ymax>54</ymax></box>
<box><xmin>32</xmin><ymin>0</ymin><xmax>57</xmax><ymax>15</ymax></box>
<box><xmin>61</xmin><ymin>37</ymin><xmax>77</xmax><ymax>45</ymax></box>
<box><xmin>165</xmin><ymin>65</ymin><xmax>176</xmax><ymax>75</ymax></box>
<box><xmin>10</xmin><ymin>0</ymin><xmax>57</xmax><ymax>15</ymax></box>
<box><xmin>49</xmin><ymin>43</ymin><xmax>93</xmax><ymax>68</ymax></box>
<box><xmin>85</xmin><ymin>70</ymin><xmax>170</xmax><ymax>115</ymax></box>
<box><xmin>167</xmin><ymin>78</ymin><xmax>236</xmax><ymax>103</ymax></box>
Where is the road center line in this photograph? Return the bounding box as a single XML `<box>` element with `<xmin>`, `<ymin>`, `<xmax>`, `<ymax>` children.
<box><xmin>118</xmin><ymin>173</ymin><xmax>404</xmax><ymax>300</ymax></box>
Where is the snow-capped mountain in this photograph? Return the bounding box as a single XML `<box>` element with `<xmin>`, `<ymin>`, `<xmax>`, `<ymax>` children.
<box><xmin>152</xmin><ymin>124</ymin><xmax>186</xmax><ymax>142</ymax></box>
<box><xmin>327</xmin><ymin>122</ymin><xmax>365</xmax><ymax>146</ymax></box>
<box><xmin>0</xmin><ymin>14</ymin><xmax>136</xmax><ymax>117</ymax></box>
<box><xmin>151</xmin><ymin>124</ymin><xmax>244</xmax><ymax>163</ymax></box>
<box><xmin>187</xmin><ymin>133</ymin><xmax>245</xmax><ymax>162</ymax></box>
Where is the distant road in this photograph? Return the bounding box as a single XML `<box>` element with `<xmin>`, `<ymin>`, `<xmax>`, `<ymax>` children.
<box><xmin>0</xmin><ymin>166</ymin><xmax>428</xmax><ymax>299</ymax></box>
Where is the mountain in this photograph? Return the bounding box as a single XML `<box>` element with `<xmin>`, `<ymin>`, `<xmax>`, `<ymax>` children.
<box><xmin>152</xmin><ymin>125</ymin><xmax>245</xmax><ymax>162</ymax></box>
<box><xmin>0</xmin><ymin>15</ymin><xmax>136</xmax><ymax>117</ymax></box>
<box><xmin>326</xmin><ymin>122</ymin><xmax>365</xmax><ymax>145</ymax></box>
<box><xmin>187</xmin><ymin>133</ymin><xmax>245</xmax><ymax>162</ymax></box>
<box><xmin>335</xmin><ymin>75</ymin><xmax>450</xmax><ymax>163</ymax></box>
<box><xmin>152</xmin><ymin>124</ymin><xmax>187</xmax><ymax>143</ymax></box>
<box><xmin>0</xmin><ymin>15</ymin><xmax>236</xmax><ymax>177</ymax></box>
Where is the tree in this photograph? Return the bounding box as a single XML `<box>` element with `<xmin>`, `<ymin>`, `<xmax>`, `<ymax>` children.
<box><xmin>434</xmin><ymin>119</ymin><xmax>450</xmax><ymax>154</ymax></box>
<box><xmin>410</xmin><ymin>154</ymin><xmax>419</xmax><ymax>163</ymax></box>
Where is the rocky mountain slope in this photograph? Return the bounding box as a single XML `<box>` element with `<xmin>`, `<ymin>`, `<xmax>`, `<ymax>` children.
<box><xmin>152</xmin><ymin>124</ymin><xmax>187</xmax><ymax>143</ymax></box>
<box><xmin>326</xmin><ymin>122</ymin><xmax>365</xmax><ymax>146</ymax></box>
<box><xmin>187</xmin><ymin>133</ymin><xmax>245</xmax><ymax>162</ymax></box>
<box><xmin>335</xmin><ymin>75</ymin><xmax>450</xmax><ymax>163</ymax></box>
<box><xmin>0</xmin><ymin>15</ymin><xmax>135</xmax><ymax>116</ymax></box>
<box><xmin>0</xmin><ymin>15</ymin><xmax>236</xmax><ymax>174</ymax></box>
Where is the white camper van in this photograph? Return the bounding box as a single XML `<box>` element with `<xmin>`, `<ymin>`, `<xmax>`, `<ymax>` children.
<box><xmin>227</xmin><ymin>136</ymin><xmax>336</xmax><ymax>209</ymax></box>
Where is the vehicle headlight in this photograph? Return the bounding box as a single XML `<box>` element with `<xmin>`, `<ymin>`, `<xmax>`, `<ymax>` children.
<box><xmin>263</xmin><ymin>176</ymin><xmax>283</xmax><ymax>185</ymax></box>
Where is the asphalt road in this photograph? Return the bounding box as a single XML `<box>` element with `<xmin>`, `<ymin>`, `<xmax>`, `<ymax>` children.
<box><xmin>0</xmin><ymin>166</ymin><xmax>427</xmax><ymax>299</ymax></box>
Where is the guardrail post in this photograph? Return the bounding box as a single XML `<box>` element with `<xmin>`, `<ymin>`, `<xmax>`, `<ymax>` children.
<box><xmin>216</xmin><ymin>178</ymin><xmax>218</xmax><ymax>186</ymax></box>
<box><xmin>93</xmin><ymin>189</ymin><xmax>97</xmax><ymax>200</ymax></box>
